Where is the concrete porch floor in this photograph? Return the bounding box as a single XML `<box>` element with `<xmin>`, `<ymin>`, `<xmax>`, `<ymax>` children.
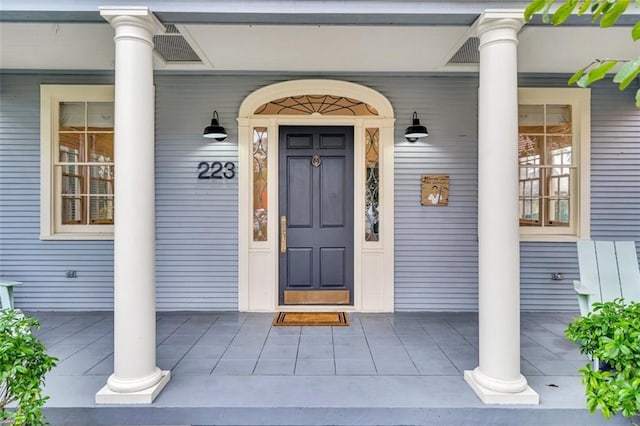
<box><xmin>31</xmin><ymin>311</ymin><xmax>629</xmax><ymax>425</ymax></box>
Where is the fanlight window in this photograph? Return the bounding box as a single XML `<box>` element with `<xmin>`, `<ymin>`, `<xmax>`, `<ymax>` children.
<box><xmin>255</xmin><ymin>95</ymin><xmax>378</xmax><ymax>116</ymax></box>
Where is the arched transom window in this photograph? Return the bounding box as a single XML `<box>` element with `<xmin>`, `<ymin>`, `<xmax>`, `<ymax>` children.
<box><xmin>255</xmin><ymin>95</ymin><xmax>379</xmax><ymax>116</ymax></box>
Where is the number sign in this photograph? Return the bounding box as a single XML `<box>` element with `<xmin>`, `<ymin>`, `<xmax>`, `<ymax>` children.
<box><xmin>197</xmin><ymin>161</ymin><xmax>236</xmax><ymax>180</ymax></box>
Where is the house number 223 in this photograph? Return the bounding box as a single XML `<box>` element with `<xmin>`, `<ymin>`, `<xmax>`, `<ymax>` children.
<box><xmin>197</xmin><ymin>161</ymin><xmax>236</xmax><ymax>179</ymax></box>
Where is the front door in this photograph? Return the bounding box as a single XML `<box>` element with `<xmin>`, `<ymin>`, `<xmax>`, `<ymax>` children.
<box><xmin>279</xmin><ymin>126</ymin><xmax>354</xmax><ymax>305</ymax></box>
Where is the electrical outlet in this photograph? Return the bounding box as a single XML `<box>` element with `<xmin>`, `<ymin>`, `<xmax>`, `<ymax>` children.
<box><xmin>551</xmin><ymin>273</ymin><xmax>564</xmax><ymax>281</ymax></box>
<box><xmin>65</xmin><ymin>270</ymin><xmax>78</xmax><ymax>278</ymax></box>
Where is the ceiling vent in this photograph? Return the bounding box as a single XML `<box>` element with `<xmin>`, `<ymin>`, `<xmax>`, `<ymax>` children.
<box><xmin>153</xmin><ymin>24</ymin><xmax>202</xmax><ymax>63</ymax></box>
<box><xmin>447</xmin><ymin>37</ymin><xmax>480</xmax><ymax>65</ymax></box>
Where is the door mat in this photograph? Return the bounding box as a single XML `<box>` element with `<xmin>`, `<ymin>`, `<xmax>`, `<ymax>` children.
<box><xmin>272</xmin><ymin>312</ymin><xmax>349</xmax><ymax>326</ymax></box>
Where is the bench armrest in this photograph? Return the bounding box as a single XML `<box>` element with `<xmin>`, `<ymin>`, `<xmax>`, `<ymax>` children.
<box><xmin>574</xmin><ymin>280</ymin><xmax>596</xmax><ymax>295</ymax></box>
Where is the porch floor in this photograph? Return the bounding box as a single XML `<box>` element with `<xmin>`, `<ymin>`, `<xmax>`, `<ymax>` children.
<box><xmin>32</xmin><ymin>311</ymin><xmax>627</xmax><ymax>425</ymax></box>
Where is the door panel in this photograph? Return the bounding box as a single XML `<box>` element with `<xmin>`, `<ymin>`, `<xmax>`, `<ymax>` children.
<box><xmin>320</xmin><ymin>248</ymin><xmax>345</xmax><ymax>287</ymax></box>
<box><xmin>279</xmin><ymin>126</ymin><xmax>354</xmax><ymax>305</ymax></box>
<box><xmin>320</xmin><ymin>158</ymin><xmax>346</xmax><ymax>227</ymax></box>
<box><xmin>287</xmin><ymin>248</ymin><xmax>313</xmax><ymax>287</ymax></box>
<box><xmin>287</xmin><ymin>158</ymin><xmax>313</xmax><ymax>227</ymax></box>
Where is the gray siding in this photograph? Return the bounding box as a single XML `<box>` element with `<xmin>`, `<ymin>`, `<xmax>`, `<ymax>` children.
<box><xmin>1</xmin><ymin>73</ymin><xmax>639</xmax><ymax>311</ymax></box>
<box><xmin>389</xmin><ymin>77</ymin><xmax>480</xmax><ymax>311</ymax></box>
<box><xmin>518</xmin><ymin>79</ymin><xmax>640</xmax><ymax>312</ymax></box>
<box><xmin>0</xmin><ymin>74</ymin><xmax>115</xmax><ymax>310</ymax></box>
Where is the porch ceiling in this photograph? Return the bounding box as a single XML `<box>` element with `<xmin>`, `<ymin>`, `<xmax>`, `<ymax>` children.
<box><xmin>0</xmin><ymin>20</ymin><xmax>636</xmax><ymax>74</ymax></box>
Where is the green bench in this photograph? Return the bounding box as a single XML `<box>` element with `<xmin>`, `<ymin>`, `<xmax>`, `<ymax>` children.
<box><xmin>0</xmin><ymin>280</ymin><xmax>22</xmax><ymax>310</ymax></box>
<box><xmin>574</xmin><ymin>240</ymin><xmax>640</xmax><ymax>315</ymax></box>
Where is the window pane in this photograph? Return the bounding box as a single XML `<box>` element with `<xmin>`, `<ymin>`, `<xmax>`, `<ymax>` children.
<box><xmin>59</xmin><ymin>102</ymin><xmax>85</xmax><ymax>131</ymax></box>
<box><xmin>60</xmin><ymin>164</ymin><xmax>85</xmax><ymax>196</ymax></box>
<box><xmin>532</xmin><ymin>198</ymin><xmax>540</xmax><ymax>221</ymax></box>
<box><xmin>253</xmin><ymin>127</ymin><xmax>268</xmax><ymax>241</ymax></box>
<box><xmin>559</xmin><ymin>176</ymin><xmax>569</xmax><ymax>196</ymax></box>
<box><xmin>547</xmin><ymin>199</ymin><xmax>570</xmax><ymax>226</ymax></box>
<box><xmin>62</xmin><ymin>171</ymin><xmax>82</xmax><ymax>196</ymax></box>
<box><xmin>518</xmin><ymin>135</ymin><xmax>542</xmax><ymax>163</ymax></box>
<box><xmin>546</xmin><ymin>105</ymin><xmax>571</xmax><ymax>134</ymax></box>
<box><xmin>518</xmin><ymin>105</ymin><xmax>544</xmax><ymax>133</ymax></box>
<box><xmin>59</xmin><ymin>134</ymin><xmax>84</xmax><ymax>162</ymax></box>
<box><xmin>90</xmin><ymin>196</ymin><xmax>114</xmax><ymax>224</ymax></box>
<box><xmin>62</xmin><ymin>196</ymin><xmax>86</xmax><ymax>224</ymax></box>
<box><xmin>87</xmin><ymin>102</ymin><xmax>114</xmax><ymax>130</ymax></box>
<box><xmin>365</xmin><ymin>128</ymin><xmax>379</xmax><ymax>242</ymax></box>
<box><xmin>520</xmin><ymin>197</ymin><xmax>541</xmax><ymax>224</ymax></box>
<box><xmin>559</xmin><ymin>199</ymin><xmax>570</xmax><ymax>223</ymax></box>
<box><xmin>89</xmin><ymin>165</ymin><xmax>114</xmax><ymax>195</ymax></box>
<box><xmin>88</xmin><ymin>133</ymin><xmax>114</xmax><ymax>162</ymax></box>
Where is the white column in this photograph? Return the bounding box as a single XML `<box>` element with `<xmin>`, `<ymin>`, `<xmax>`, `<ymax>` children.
<box><xmin>96</xmin><ymin>7</ymin><xmax>170</xmax><ymax>404</ymax></box>
<box><xmin>464</xmin><ymin>10</ymin><xmax>538</xmax><ymax>405</ymax></box>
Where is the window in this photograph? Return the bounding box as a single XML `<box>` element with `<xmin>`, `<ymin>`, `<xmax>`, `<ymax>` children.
<box><xmin>253</xmin><ymin>127</ymin><xmax>268</xmax><ymax>241</ymax></box>
<box><xmin>365</xmin><ymin>128</ymin><xmax>379</xmax><ymax>242</ymax></box>
<box><xmin>41</xmin><ymin>85</ymin><xmax>115</xmax><ymax>239</ymax></box>
<box><xmin>518</xmin><ymin>88</ymin><xmax>590</xmax><ymax>240</ymax></box>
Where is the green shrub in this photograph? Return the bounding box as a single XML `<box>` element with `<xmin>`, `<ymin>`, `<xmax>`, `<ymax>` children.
<box><xmin>565</xmin><ymin>299</ymin><xmax>640</xmax><ymax>422</ymax></box>
<box><xmin>0</xmin><ymin>310</ymin><xmax>57</xmax><ymax>425</ymax></box>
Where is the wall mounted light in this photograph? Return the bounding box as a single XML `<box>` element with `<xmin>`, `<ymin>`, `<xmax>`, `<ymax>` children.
<box><xmin>203</xmin><ymin>111</ymin><xmax>228</xmax><ymax>141</ymax></box>
<box><xmin>404</xmin><ymin>111</ymin><xmax>429</xmax><ymax>142</ymax></box>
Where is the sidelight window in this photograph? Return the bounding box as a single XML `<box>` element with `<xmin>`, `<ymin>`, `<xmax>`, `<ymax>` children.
<box><xmin>253</xmin><ymin>127</ymin><xmax>268</xmax><ymax>241</ymax></box>
<box><xmin>365</xmin><ymin>128</ymin><xmax>380</xmax><ymax>242</ymax></box>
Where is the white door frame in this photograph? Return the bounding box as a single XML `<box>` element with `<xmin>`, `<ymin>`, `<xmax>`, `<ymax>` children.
<box><xmin>237</xmin><ymin>80</ymin><xmax>395</xmax><ymax>312</ymax></box>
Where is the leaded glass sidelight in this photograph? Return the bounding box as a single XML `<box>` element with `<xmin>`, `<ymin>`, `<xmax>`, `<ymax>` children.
<box><xmin>253</xmin><ymin>127</ymin><xmax>268</xmax><ymax>241</ymax></box>
<box><xmin>365</xmin><ymin>128</ymin><xmax>380</xmax><ymax>242</ymax></box>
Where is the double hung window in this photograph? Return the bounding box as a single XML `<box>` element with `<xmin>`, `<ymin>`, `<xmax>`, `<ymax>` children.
<box><xmin>518</xmin><ymin>88</ymin><xmax>590</xmax><ymax>240</ymax></box>
<box><xmin>41</xmin><ymin>85</ymin><xmax>115</xmax><ymax>239</ymax></box>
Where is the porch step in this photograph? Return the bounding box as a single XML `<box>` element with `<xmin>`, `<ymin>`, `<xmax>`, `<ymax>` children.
<box><xmin>43</xmin><ymin>406</ymin><xmax>631</xmax><ymax>426</ymax></box>
<box><xmin>41</xmin><ymin>375</ymin><xmax>631</xmax><ymax>425</ymax></box>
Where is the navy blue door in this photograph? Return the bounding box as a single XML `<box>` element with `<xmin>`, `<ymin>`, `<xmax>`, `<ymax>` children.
<box><xmin>279</xmin><ymin>126</ymin><xmax>354</xmax><ymax>305</ymax></box>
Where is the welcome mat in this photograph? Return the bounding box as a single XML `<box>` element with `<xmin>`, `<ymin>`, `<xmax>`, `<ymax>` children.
<box><xmin>272</xmin><ymin>312</ymin><xmax>349</xmax><ymax>327</ymax></box>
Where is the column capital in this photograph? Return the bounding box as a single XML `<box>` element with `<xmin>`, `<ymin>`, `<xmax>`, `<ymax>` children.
<box><xmin>474</xmin><ymin>9</ymin><xmax>525</xmax><ymax>40</ymax></box>
<box><xmin>100</xmin><ymin>6</ymin><xmax>165</xmax><ymax>43</ymax></box>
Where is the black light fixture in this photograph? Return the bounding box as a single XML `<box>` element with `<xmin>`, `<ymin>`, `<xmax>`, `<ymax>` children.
<box><xmin>404</xmin><ymin>111</ymin><xmax>429</xmax><ymax>142</ymax></box>
<box><xmin>203</xmin><ymin>111</ymin><xmax>228</xmax><ymax>141</ymax></box>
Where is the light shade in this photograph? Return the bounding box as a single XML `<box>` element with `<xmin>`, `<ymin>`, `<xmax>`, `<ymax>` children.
<box><xmin>405</xmin><ymin>111</ymin><xmax>429</xmax><ymax>142</ymax></box>
<box><xmin>203</xmin><ymin>111</ymin><xmax>228</xmax><ymax>141</ymax></box>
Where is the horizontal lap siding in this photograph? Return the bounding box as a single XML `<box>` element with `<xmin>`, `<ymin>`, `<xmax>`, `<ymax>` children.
<box><xmin>386</xmin><ymin>77</ymin><xmax>479</xmax><ymax>311</ymax></box>
<box><xmin>0</xmin><ymin>74</ymin><xmax>115</xmax><ymax>310</ymax></box>
<box><xmin>2</xmin><ymin>73</ymin><xmax>638</xmax><ymax>312</ymax></box>
<box><xmin>518</xmin><ymin>78</ymin><xmax>640</xmax><ymax>311</ymax></box>
<box><xmin>590</xmin><ymin>86</ymin><xmax>640</xmax><ymax>239</ymax></box>
<box><xmin>154</xmin><ymin>76</ymin><xmax>248</xmax><ymax>310</ymax></box>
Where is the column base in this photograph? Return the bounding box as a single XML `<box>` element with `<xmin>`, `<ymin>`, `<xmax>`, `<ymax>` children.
<box><xmin>96</xmin><ymin>370</ymin><xmax>171</xmax><ymax>404</ymax></box>
<box><xmin>464</xmin><ymin>370</ymin><xmax>539</xmax><ymax>405</ymax></box>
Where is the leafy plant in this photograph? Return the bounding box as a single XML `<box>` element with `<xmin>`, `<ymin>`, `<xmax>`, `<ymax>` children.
<box><xmin>0</xmin><ymin>310</ymin><xmax>57</xmax><ymax>425</ymax></box>
<box><xmin>565</xmin><ymin>299</ymin><xmax>640</xmax><ymax>423</ymax></box>
<box><xmin>525</xmin><ymin>0</ymin><xmax>640</xmax><ymax>107</ymax></box>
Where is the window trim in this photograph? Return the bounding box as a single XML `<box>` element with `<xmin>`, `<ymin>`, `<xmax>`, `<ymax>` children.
<box><xmin>40</xmin><ymin>85</ymin><xmax>115</xmax><ymax>240</ymax></box>
<box><xmin>518</xmin><ymin>87</ymin><xmax>590</xmax><ymax>242</ymax></box>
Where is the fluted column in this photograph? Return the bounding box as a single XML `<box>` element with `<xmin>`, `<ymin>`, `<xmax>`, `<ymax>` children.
<box><xmin>464</xmin><ymin>10</ymin><xmax>539</xmax><ymax>405</ymax></box>
<box><xmin>96</xmin><ymin>6</ymin><xmax>170</xmax><ymax>404</ymax></box>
